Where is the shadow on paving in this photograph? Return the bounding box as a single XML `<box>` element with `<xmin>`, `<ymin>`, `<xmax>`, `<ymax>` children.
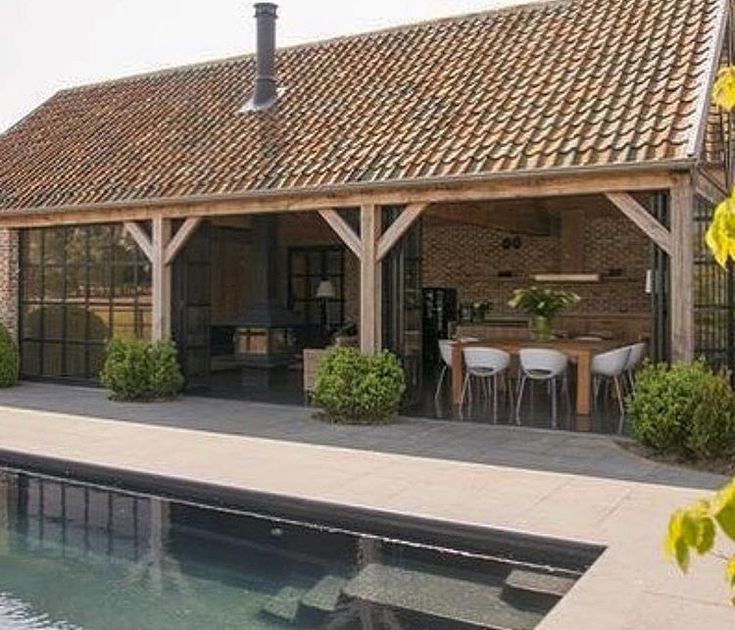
<box><xmin>0</xmin><ymin>382</ymin><xmax>726</xmax><ymax>491</ymax></box>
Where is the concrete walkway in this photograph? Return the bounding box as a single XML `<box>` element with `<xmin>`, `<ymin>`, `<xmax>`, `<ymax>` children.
<box><xmin>0</xmin><ymin>392</ymin><xmax>731</xmax><ymax>628</ymax></box>
<box><xmin>0</xmin><ymin>382</ymin><xmax>726</xmax><ymax>490</ymax></box>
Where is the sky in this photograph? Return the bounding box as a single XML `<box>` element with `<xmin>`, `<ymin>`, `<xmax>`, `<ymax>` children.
<box><xmin>0</xmin><ymin>0</ymin><xmax>538</xmax><ymax>133</ymax></box>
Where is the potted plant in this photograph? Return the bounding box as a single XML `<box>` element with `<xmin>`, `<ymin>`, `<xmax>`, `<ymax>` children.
<box><xmin>508</xmin><ymin>287</ymin><xmax>580</xmax><ymax>340</ymax></box>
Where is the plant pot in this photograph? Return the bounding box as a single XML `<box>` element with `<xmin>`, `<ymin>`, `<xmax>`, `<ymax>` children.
<box><xmin>532</xmin><ymin>315</ymin><xmax>553</xmax><ymax>341</ymax></box>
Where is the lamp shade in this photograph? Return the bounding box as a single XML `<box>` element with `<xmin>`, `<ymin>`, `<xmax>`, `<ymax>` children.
<box><xmin>315</xmin><ymin>279</ymin><xmax>336</xmax><ymax>299</ymax></box>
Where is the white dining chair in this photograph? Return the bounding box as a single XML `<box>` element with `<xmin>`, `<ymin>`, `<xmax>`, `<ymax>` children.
<box><xmin>433</xmin><ymin>340</ymin><xmax>455</xmax><ymax>402</ymax></box>
<box><xmin>461</xmin><ymin>347</ymin><xmax>512</xmax><ymax>422</ymax></box>
<box><xmin>591</xmin><ymin>346</ymin><xmax>631</xmax><ymax>433</ymax></box>
<box><xmin>516</xmin><ymin>348</ymin><xmax>570</xmax><ymax>428</ymax></box>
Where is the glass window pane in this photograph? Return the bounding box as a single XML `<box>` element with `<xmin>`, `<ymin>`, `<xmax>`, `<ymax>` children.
<box><xmin>21</xmin><ymin>266</ymin><xmax>42</xmax><ymax>301</ymax></box>
<box><xmin>42</xmin><ymin>342</ymin><xmax>63</xmax><ymax>377</ymax></box>
<box><xmin>44</xmin><ymin>229</ymin><xmax>67</xmax><ymax>265</ymax></box>
<box><xmin>327</xmin><ymin>251</ymin><xmax>342</xmax><ymax>274</ymax></box>
<box><xmin>88</xmin><ymin>226</ymin><xmax>112</xmax><ymax>266</ymax></box>
<box><xmin>290</xmin><ymin>253</ymin><xmax>306</xmax><ymax>276</ymax></box>
<box><xmin>44</xmin><ymin>266</ymin><xmax>65</xmax><ymax>301</ymax></box>
<box><xmin>112</xmin><ymin>227</ymin><xmax>138</xmax><ymax>264</ymax></box>
<box><xmin>21</xmin><ymin>341</ymin><xmax>41</xmax><ymax>376</ymax></box>
<box><xmin>64</xmin><ymin>343</ymin><xmax>87</xmax><ymax>378</ymax></box>
<box><xmin>21</xmin><ymin>304</ymin><xmax>42</xmax><ymax>338</ymax></box>
<box><xmin>64</xmin><ymin>305</ymin><xmax>89</xmax><ymax>342</ymax></box>
<box><xmin>89</xmin><ymin>266</ymin><xmax>112</xmax><ymax>299</ymax></box>
<box><xmin>65</xmin><ymin>266</ymin><xmax>87</xmax><ymax>301</ymax></box>
<box><xmin>43</xmin><ymin>305</ymin><xmax>64</xmax><ymax>339</ymax></box>
<box><xmin>112</xmin><ymin>265</ymin><xmax>137</xmax><ymax>299</ymax></box>
<box><xmin>111</xmin><ymin>304</ymin><xmax>137</xmax><ymax>340</ymax></box>
<box><xmin>21</xmin><ymin>231</ymin><xmax>42</xmax><ymax>265</ymax></box>
<box><xmin>86</xmin><ymin>304</ymin><xmax>111</xmax><ymax>341</ymax></box>
<box><xmin>65</xmin><ymin>228</ymin><xmax>88</xmax><ymax>264</ymax></box>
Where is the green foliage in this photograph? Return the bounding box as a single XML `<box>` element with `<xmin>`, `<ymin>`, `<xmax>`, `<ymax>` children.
<box><xmin>667</xmin><ymin>478</ymin><xmax>735</xmax><ymax>600</ymax></box>
<box><xmin>508</xmin><ymin>287</ymin><xmax>580</xmax><ymax>319</ymax></box>
<box><xmin>100</xmin><ymin>338</ymin><xmax>184</xmax><ymax>402</ymax></box>
<box><xmin>0</xmin><ymin>324</ymin><xmax>19</xmax><ymax>388</ymax></box>
<box><xmin>627</xmin><ymin>361</ymin><xmax>735</xmax><ymax>459</ymax></box>
<box><xmin>313</xmin><ymin>347</ymin><xmax>406</xmax><ymax>425</ymax></box>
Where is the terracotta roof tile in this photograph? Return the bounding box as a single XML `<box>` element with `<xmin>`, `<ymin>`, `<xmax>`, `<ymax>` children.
<box><xmin>0</xmin><ymin>0</ymin><xmax>725</xmax><ymax>212</ymax></box>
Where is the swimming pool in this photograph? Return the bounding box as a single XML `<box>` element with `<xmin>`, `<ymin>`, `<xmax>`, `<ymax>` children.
<box><xmin>0</xmin><ymin>462</ymin><xmax>601</xmax><ymax>629</ymax></box>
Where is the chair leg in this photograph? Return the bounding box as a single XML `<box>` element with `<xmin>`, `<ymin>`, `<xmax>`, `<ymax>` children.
<box><xmin>614</xmin><ymin>374</ymin><xmax>625</xmax><ymax>434</ymax></box>
<box><xmin>434</xmin><ymin>365</ymin><xmax>447</xmax><ymax>402</ymax></box>
<box><xmin>492</xmin><ymin>374</ymin><xmax>499</xmax><ymax>423</ymax></box>
<box><xmin>551</xmin><ymin>378</ymin><xmax>558</xmax><ymax>429</ymax></box>
<box><xmin>515</xmin><ymin>374</ymin><xmax>527</xmax><ymax>425</ymax></box>
<box><xmin>460</xmin><ymin>373</ymin><xmax>471</xmax><ymax>409</ymax></box>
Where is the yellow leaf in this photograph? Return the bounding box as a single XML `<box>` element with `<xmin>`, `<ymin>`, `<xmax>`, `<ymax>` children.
<box><xmin>706</xmin><ymin>196</ymin><xmax>735</xmax><ymax>268</ymax></box>
<box><xmin>727</xmin><ymin>556</ymin><xmax>735</xmax><ymax>588</ymax></box>
<box><xmin>713</xmin><ymin>67</ymin><xmax>735</xmax><ymax>112</ymax></box>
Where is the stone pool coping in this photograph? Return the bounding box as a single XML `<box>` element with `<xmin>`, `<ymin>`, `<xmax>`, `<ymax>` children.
<box><xmin>0</xmin><ymin>403</ymin><xmax>732</xmax><ymax>628</ymax></box>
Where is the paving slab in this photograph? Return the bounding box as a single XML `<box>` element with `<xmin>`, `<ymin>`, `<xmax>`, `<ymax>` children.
<box><xmin>0</xmin><ymin>383</ymin><xmax>725</xmax><ymax>490</ymax></box>
<box><xmin>0</xmin><ymin>385</ymin><xmax>732</xmax><ymax>628</ymax></box>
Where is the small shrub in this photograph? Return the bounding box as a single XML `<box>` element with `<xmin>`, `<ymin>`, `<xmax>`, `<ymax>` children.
<box><xmin>0</xmin><ymin>324</ymin><xmax>19</xmax><ymax>388</ymax></box>
<box><xmin>100</xmin><ymin>338</ymin><xmax>184</xmax><ymax>402</ymax></box>
<box><xmin>313</xmin><ymin>347</ymin><xmax>406</xmax><ymax>424</ymax></box>
<box><xmin>627</xmin><ymin>360</ymin><xmax>735</xmax><ymax>459</ymax></box>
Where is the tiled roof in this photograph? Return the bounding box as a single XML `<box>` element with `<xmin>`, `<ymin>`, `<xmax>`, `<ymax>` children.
<box><xmin>0</xmin><ymin>0</ymin><xmax>726</xmax><ymax>212</ymax></box>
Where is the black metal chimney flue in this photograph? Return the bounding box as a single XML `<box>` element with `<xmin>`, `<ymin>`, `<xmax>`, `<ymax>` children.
<box><xmin>252</xmin><ymin>2</ymin><xmax>278</xmax><ymax>109</ymax></box>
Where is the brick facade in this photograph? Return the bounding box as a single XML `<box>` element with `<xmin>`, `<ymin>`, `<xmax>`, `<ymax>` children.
<box><xmin>422</xmin><ymin>209</ymin><xmax>651</xmax><ymax>317</ymax></box>
<box><xmin>0</xmin><ymin>229</ymin><xmax>19</xmax><ymax>341</ymax></box>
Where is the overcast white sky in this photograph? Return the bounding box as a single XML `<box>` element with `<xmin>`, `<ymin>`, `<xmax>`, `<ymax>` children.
<box><xmin>0</xmin><ymin>0</ymin><xmax>536</xmax><ymax>133</ymax></box>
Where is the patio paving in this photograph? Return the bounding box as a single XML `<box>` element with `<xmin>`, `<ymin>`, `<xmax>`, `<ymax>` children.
<box><xmin>0</xmin><ymin>387</ymin><xmax>731</xmax><ymax>628</ymax></box>
<box><xmin>0</xmin><ymin>382</ymin><xmax>726</xmax><ymax>490</ymax></box>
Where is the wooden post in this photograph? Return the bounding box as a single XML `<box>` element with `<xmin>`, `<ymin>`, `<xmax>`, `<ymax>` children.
<box><xmin>152</xmin><ymin>217</ymin><xmax>172</xmax><ymax>342</ymax></box>
<box><xmin>670</xmin><ymin>176</ymin><xmax>695</xmax><ymax>362</ymax></box>
<box><xmin>360</xmin><ymin>204</ymin><xmax>382</xmax><ymax>355</ymax></box>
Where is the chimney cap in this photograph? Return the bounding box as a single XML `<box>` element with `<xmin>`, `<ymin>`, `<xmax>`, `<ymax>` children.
<box><xmin>254</xmin><ymin>2</ymin><xmax>278</xmax><ymax>17</ymax></box>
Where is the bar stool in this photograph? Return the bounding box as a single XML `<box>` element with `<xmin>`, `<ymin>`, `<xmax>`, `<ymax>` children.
<box><xmin>516</xmin><ymin>349</ymin><xmax>570</xmax><ymax>428</ymax></box>
<box><xmin>461</xmin><ymin>347</ymin><xmax>511</xmax><ymax>422</ymax></box>
<box><xmin>591</xmin><ymin>346</ymin><xmax>631</xmax><ymax>433</ymax></box>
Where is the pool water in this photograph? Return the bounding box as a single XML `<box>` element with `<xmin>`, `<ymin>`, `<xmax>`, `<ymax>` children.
<box><xmin>0</xmin><ymin>467</ymin><xmax>593</xmax><ymax>629</ymax></box>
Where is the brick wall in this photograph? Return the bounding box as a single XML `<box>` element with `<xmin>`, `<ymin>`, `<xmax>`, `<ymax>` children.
<box><xmin>0</xmin><ymin>229</ymin><xmax>19</xmax><ymax>340</ymax></box>
<box><xmin>422</xmin><ymin>209</ymin><xmax>651</xmax><ymax>316</ymax></box>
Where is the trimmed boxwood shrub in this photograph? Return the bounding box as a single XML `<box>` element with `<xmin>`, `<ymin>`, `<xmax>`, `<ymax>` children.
<box><xmin>100</xmin><ymin>339</ymin><xmax>184</xmax><ymax>402</ymax></box>
<box><xmin>313</xmin><ymin>347</ymin><xmax>406</xmax><ymax>424</ymax></box>
<box><xmin>0</xmin><ymin>323</ymin><xmax>19</xmax><ymax>388</ymax></box>
<box><xmin>627</xmin><ymin>360</ymin><xmax>735</xmax><ymax>459</ymax></box>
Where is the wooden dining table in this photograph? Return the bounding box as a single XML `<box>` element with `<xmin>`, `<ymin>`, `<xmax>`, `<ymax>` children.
<box><xmin>450</xmin><ymin>337</ymin><xmax>621</xmax><ymax>416</ymax></box>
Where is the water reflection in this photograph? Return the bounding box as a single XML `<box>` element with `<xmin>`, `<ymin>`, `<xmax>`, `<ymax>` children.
<box><xmin>0</xmin><ymin>470</ymin><xmax>567</xmax><ymax>630</ymax></box>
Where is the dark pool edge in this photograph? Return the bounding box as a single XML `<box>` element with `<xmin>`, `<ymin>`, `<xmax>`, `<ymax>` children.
<box><xmin>0</xmin><ymin>447</ymin><xmax>605</xmax><ymax>573</ymax></box>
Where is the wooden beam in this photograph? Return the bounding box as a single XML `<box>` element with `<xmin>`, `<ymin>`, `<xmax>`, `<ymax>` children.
<box><xmin>670</xmin><ymin>176</ymin><xmax>695</xmax><ymax>362</ymax></box>
<box><xmin>605</xmin><ymin>192</ymin><xmax>673</xmax><ymax>255</ymax></box>
<box><xmin>360</xmin><ymin>204</ymin><xmax>382</xmax><ymax>355</ymax></box>
<box><xmin>123</xmin><ymin>221</ymin><xmax>153</xmax><ymax>262</ymax></box>
<box><xmin>151</xmin><ymin>217</ymin><xmax>172</xmax><ymax>342</ymax></box>
<box><xmin>377</xmin><ymin>203</ymin><xmax>427</xmax><ymax>261</ymax></box>
<box><xmin>318</xmin><ymin>209</ymin><xmax>362</xmax><ymax>259</ymax></box>
<box><xmin>164</xmin><ymin>217</ymin><xmax>202</xmax><ymax>265</ymax></box>
<box><xmin>0</xmin><ymin>169</ymin><xmax>677</xmax><ymax>229</ymax></box>
<box><xmin>695</xmin><ymin>168</ymin><xmax>728</xmax><ymax>206</ymax></box>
